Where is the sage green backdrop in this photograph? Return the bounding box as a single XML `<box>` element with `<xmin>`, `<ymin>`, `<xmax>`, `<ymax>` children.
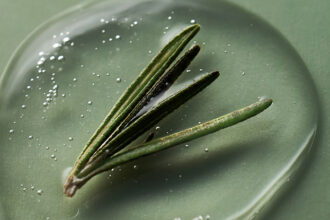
<box><xmin>0</xmin><ymin>0</ymin><xmax>329</xmax><ymax>219</ymax></box>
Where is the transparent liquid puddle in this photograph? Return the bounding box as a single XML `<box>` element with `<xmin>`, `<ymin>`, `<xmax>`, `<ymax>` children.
<box><xmin>0</xmin><ymin>0</ymin><xmax>319</xmax><ymax>219</ymax></box>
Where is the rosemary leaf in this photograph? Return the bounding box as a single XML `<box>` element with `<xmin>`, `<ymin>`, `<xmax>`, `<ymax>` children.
<box><xmin>90</xmin><ymin>45</ymin><xmax>201</xmax><ymax>159</ymax></box>
<box><xmin>71</xmin><ymin>24</ymin><xmax>200</xmax><ymax>174</ymax></box>
<box><xmin>96</xmin><ymin>99</ymin><xmax>273</xmax><ymax>172</ymax></box>
<box><xmin>69</xmin><ymin>99</ymin><xmax>273</xmax><ymax>195</ymax></box>
<box><xmin>81</xmin><ymin>71</ymin><xmax>220</xmax><ymax>175</ymax></box>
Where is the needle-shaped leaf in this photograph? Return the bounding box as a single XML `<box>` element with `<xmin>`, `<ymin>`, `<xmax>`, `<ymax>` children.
<box><xmin>70</xmin><ymin>24</ymin><xmax>200</xmax><ymax>175</ymax></box>
<box><xmin>90</xmin><ymin>45</ymin><xmax>201</xmax><ymax>159</ymax></box>
<box><xmin>95</xmin><ymin>99</ymin><xmax>273</xmax><ymax>173</ymax></box>
<box><xmin>67</xmin><ymin>99</ymin><xmax>273</xmax><ymax>196</ymax></box>
<box><xmin>82</xmin><ymin>71</ymin><xmax>220</xmax><ymax>173</ymax></box>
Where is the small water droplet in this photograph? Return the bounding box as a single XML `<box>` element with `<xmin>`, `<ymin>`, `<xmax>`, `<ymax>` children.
<box><xmin>115</xmin><ymin>35</ymin><xmax>121</xmax><ymax>39</ymax></box>
<box><xmin>133</xmin><ymin>165</ymin><xmax>138</xmax><ymax>169</ymax></box>
<box><xmin>62</xmin><ymin>37</ymin><xmax>70</xmax><ymax>43</ymax></box>
<box><xmin>51</xmin><ymin>154</ymin><xmax>55</xmax><ymax>158</ymax></box>
<box><xmin>116</xmin><ymin>77</ymin><xmax>121</xmax><ymax>83</ymax></box>
<box><xmin>190</xmin><ymin>19</ymin><xmax>196</xmax><ymax>24</ymax></box>
<box><xmin>28</xmin><ymin>135</ymin><xmax>33</xmax><ymax>139</ymax></box>
<box><xmin>168</xmin><ymin>16</ymin><xmax>172</xmax><ymax>20</ymax></box>
<box><xmin>52</xmin><ymin>43</ymin><xmax>62</xmax><ymax>48</ymax></box>
<box><xmin>241</xmin><ymin>71</ymin><xmax>246</xmax><ymax>76</ymax></box>
<box><xmin>204</xmin><ymin>148</ymin><xmax>209</xmax><ymax>152</ymax></box>
<box><xmin>37</xmin><ymin>189</ymin><xmax>43</xmax><ymax>195</ymax></box>
<box><xmin>57</xmin><ymin>55</ymin><xmax>64</xmax><ymax>61</ymax></box>
<box><xmin>80</xmin><ymin>114</ymin><xmax>84</xmax><ymax>118</ymax></box>
<box><xmin>73</xmin><ymin>78</ymin><xmax>77</xmax><ymax>82</ymax></box>
<box><xmin>9</xmin><ymin>129</ymin><xmax>14</xmax><ymax>134</ymax></box>
<box><xmin>205</xmin><ymin>215</ymin><xmax>211</xmax><ymax>220</ymax></box>
<box><xmin>87</xmin><ymin>100</ymin><xmax>93</xmax><ymax>105</ymax></box>
<box><xmin>68</xmin><ymin>137</ymin><xmax>73</xmax><ymax>141</ymax></box>
<box><xmin>31</xmin><ymin>186</ymin><xmax>35</xmax><ymax>190</ymax></box>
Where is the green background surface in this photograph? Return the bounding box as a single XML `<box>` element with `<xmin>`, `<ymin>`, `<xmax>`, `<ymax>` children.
<box><xmin>0</xmin><ymin>0</ymin><xmax>329</xmax><ymax>219</ymax></box>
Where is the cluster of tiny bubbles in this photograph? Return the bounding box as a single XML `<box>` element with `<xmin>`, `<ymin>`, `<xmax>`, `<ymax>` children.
<box><xmin>129</xmin><ymin>20</ymin><xmax>138</xmax><ymax>28</ymax></box>
<box><xmin>163</xmin><ymin>26</ymin><xmax>169</xmax><ymax>34</ymax></box>
<box><xmin>20</xmin><ymin>183</ymin><xmax>44</xmax><ymax>195</ymax></box>
<box><xmin>42</xmin><ymin>82</ymin><xmax>59</xmax><ymax>108</ymax></box>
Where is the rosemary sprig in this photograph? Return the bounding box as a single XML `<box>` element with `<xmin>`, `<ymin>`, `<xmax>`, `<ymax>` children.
<box><xmin>64</xmin><ymin>24</ymin><xmax>273</xmax><ymax>197</ymax></box>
